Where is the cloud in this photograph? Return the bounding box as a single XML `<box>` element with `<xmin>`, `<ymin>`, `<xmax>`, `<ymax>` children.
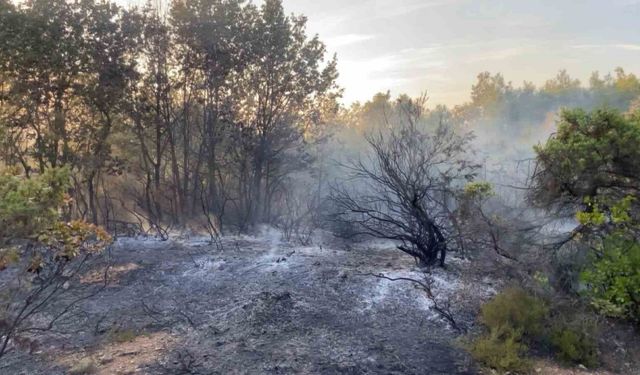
<box><xmin>307</xmin><ymin>0</ymin><xmax>461</xmax><ymax>30</ymax></box>
<box><xmin>468</xmin><ymin>47</ymin><xmax>533</xmax><ymax>62</ymax></box>
<box><xmin>337</xmin><ymin>48</ymin><xmax>448</xmax><ymax>103</ymax></box>
<box><xmin>370</xmin><ymin>0</ymin><xmax>461</xmax><ymax>18</ymax></box>
<box><xmin>572</xmin><ymin>43</ymin><xmax>640</xmax><ymax>51</ymax></box>
<box><xmin>325</xmin><ymin>34</ymin><xmax>375</xmax><ymax>48</ymax></box>
<box><xmin>616</xmin><ymin>44</ymin><xmax>640</xmax><ymax>51</ymax></box>
<box><xmin>613</xmin><ymin>0</ymin><xmax>640</xmax><ymax>5</ymax></box>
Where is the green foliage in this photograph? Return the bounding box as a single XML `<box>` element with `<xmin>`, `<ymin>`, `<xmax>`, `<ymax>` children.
<box><xmin>469</xmin><ymin>288</ymin><xmax>602</xmax><ymax>372</ymax></box>
<box><xmin>580</xmin><ymin>235</ymin><xmax>640</xmax><ymax>321</ymax></box>
<box><xmin>543</xmin><ymin>307</ymin><xmax>599</xmax><ymax>368</ymax></box>
<box><xmin>543</xmin><ymin>69</ymin><xmax>581</xmax><ymax>96</ymax></box>
<box><xmin>576</xmin><ymin>196</ymin><xmax>636</xmax><ymax>228</ymax></box>
<box><xmin>612</xmin><ymin>68</ymin><xmax>640</xmax><ymax>101</ymax></box>
<box><xmin>463</xmin><ymin>181</ymin><xmax>494</xmax><ymax>200</ymax></box>
<box><xmin>0</xmin><ymin>167</ymin><xmax>112</xmax><ymax>273</ymax></box>
<box><xmin>576</xmin><ymin>198</ymin><xmax>606</xmax><ymax>227</ymax></box>
<box><xmin>479</xmin><ymin>287</ymin><xmax>548</xmax><ymax>338</ymax></box>
<box><xmin>0</xmin><ymin>168</ymin><xmax>70</xmax><ymax>241</ymax></box>
<box><xmin>453</xmin><ymin>68</ymin><xmax>639</xmax><ymax>142</ymax></box>
<box><xmin>0</xmin><ymin>168</ymin><xmax>112</xmax><ymax>358</ymax></box>
<box><xmin>457</xmin><ymin>181</ymin><xmax>494</xmax><ymax>222</ymax></box>
<box><xmin>469</xmin><ymin>288</ymin><xmax>547</xmax><ymax>373</ymax></box>
<box><xmin>533</xmin><ymin>107</ymin><xmax>640</xmax><ymax>324</ymax></box>
<box><xmin>533</xmin><ymin>108</ymin><xmax>640</xmax><ymax>213</ymax></box>
<box><xmin>470</xmin><ymin>72</ymin><xmax>509</xmax><ymax>116</ymax></box>
<box><xmin>468</xmin><ymin>329</ymin><xmax>531</xmax><ymax>374</ymax></box>
<box><xmin>610</xmin><ymin>196</ymin><xmax>636</xmax><ymax>225</ymax></box>
<box><xmin>550</xmin><ymin>324</ymin><xmax>598</xmax><ymax>367</ymax></box>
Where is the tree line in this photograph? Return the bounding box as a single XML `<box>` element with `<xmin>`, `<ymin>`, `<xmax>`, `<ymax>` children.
<box><xmin>2</xmin><ymin>0</ymin><xmax>640</xmax><ymax>240</ymax></box>
<box><xmin>0</xmin><ymin>0</ymin><xmax>339</xmax><ymax>235</ymax></box>
<box><xmin>342</xmin><ymin>69</ymin><xmax>640</xmax><ymax>140</ymax></box>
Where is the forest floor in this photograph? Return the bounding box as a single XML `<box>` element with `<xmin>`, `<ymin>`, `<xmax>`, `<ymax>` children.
<box><xmin>0</xmin><ymin>230</ymin><xmax>635</xmax><ymax>374</ymax></box>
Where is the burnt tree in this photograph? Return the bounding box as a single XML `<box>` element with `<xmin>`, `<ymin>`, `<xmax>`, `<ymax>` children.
<box><xmin>331</xmin><ymin>97</ymin><xmax>478</xmax><ymax>267</ymax></box>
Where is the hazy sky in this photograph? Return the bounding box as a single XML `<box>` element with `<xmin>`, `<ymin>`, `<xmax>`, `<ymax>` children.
<box><xmin>121</xmin><ymin>0</ymin><xmax>640</xmax><ymax>107</ymax></box>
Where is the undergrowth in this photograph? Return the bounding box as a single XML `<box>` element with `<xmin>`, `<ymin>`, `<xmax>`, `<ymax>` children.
<box><xmin>467</xmin><ymin>287</ymin><xmax>600</xmax><ymax>374</ymax></box>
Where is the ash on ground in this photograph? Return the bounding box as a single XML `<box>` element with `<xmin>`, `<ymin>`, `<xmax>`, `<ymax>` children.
<box><xmin>1</xmin><ymin>231</ymin><xmax>497</xmax><ymax>375</ymax></box>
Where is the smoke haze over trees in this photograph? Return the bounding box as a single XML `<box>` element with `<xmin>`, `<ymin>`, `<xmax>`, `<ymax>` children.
<box><xmin>1</xmin><ymin>0</ymin><xmax>640</xmax><ymax>373</ymax></box>
<box><xmin>1</xmin><ymin>0</ymin><xmax>639</xmax><ymax>236</ymax></box>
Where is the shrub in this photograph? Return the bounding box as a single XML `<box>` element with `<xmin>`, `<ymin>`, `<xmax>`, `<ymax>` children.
<box><xmin>468</xmin><ymin>329</ymin><xmax>530</xmax><ymax>373</ymax></box>
<box><xmin>469</xmin><ymin>287</ymin><xmax>604</xmax><ymax>372</ymax></box>
<box><xmin>550</xmin><ymin>325</ymin><xmax>598</xmax><ymax>368</ymax></box>
<box><xmin>469</xmin><ymin>287</ymin><xmax>548</xmax><ymax>373</ymax></box>
<box><xmin>0</xmin><ymin>168</ymin><xmax>112</xmax><ymax>359</ymax></box>
<box><xmin>0</xmin><ymin>168</ymin><xmax>70</xmax><ymax>241</ymax></box>
<box><xmin>544</xmin><ymin>307</ymin><xmax>600</xmax><ymax>368</ymax></box>
<box><xmin>580</xmin><ymin>234</ymin><xmax>640</xmax><ymax>322</ymax></box>
<box><xmin>479</xmin><ymin>287</ymin><xmax>548</xmax><ymax>338</ymax></box>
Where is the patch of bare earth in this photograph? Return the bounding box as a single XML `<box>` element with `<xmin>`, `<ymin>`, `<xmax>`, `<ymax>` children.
<box><xmin>532</xmin><ymin>360</ymin><xmax>617</xmax><ymax>375</ymax></box>
<box><xmin>81</xmin><ymin>262</ymin><xmax>142</xmax><ymax>285</ymax></box>
<box><xmin>57</xmin><ymin>332</ymin><xmax>175</xmax><ymax>375</ymax></box>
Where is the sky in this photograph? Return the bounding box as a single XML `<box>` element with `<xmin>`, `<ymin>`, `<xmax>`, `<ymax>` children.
<box><xmin>121</xmin><ymin>0</ymin><xmax>640</xmax><ymax>107</ymax></box>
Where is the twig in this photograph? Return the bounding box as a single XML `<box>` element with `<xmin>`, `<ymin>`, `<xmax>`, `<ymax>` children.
<box><xmin>358</xmin><ymin>272</ymin><xmax>466</xmax><ymax>333</ymax></box>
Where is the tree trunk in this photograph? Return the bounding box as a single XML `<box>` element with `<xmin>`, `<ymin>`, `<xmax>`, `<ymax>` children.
<box><xmin>88</xmin><ymin>172</ymin><xmax>98</xmax><ymax>225</ymax></box>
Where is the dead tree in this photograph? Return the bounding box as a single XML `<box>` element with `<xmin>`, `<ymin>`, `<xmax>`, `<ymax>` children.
<box><xmin>275</xmin><ymin>182</ymin><xmax>321</xmax><ymax>245</ymax></box>
<box><xmin>330</xmin><ymin>97</ymin><xmax>478</xmax><ymax>267</ymax></box>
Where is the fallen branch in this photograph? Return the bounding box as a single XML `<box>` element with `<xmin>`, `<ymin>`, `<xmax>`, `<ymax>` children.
<box><xmin>359</xmin><ymin>272</ymin><xmax>465</xmax><ymax>333</ymax></box>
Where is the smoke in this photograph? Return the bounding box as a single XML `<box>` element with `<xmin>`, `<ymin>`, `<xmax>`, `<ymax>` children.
<box><xmin>309</xmin><ymin>70</ymin><xmax>639</xmax><ymax>244</ymax></box>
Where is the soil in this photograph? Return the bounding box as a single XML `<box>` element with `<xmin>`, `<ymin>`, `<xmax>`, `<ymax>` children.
<box><xmin>2</xmin><ymin>230</ymin><xmax>638</xmax><ymax>375</ymax></box>
<box><xmin>0</xmin><ymin>231</ymin><xmax>485</xmax><ymax>375</ymax></box>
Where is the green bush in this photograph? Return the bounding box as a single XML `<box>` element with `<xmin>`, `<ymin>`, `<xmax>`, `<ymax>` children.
<box><xmin>479</xmin><ymin>287</ymin><xmax>548</xmax><ymax>338</ymax></box>
<box><xmin>550</xmin><ymin>325</ymin><xmax>598</xmax><ymax>368</ymax></box>
<box><xmin>468</xmin><ymin>329</ymin><xmax>530</xmax><ymax>373</ymax></box>
<box><xmin>0</xmin><ymin>167</ymin><xmax>70</xmax><ymax>241</ymax></box>
<box><xmin>580</xmin><ymin>234</ymin><xmax>640</xmax><ymax>322</ymax></box>
<box><xmin>468</xmin><ymin>287</ymin><xmax>547</xmax><ymax>373</ymax></box>
<box><xmin>468</xmin><ymin>287</ymin><xmax>601</xmax><ymax>373</ymax></box>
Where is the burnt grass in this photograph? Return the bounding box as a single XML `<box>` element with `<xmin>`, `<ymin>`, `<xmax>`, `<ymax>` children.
<box><xmin>1</xmin><ymin>233</ymin><xmax>486</xmax><ymax>374</ymax></box>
